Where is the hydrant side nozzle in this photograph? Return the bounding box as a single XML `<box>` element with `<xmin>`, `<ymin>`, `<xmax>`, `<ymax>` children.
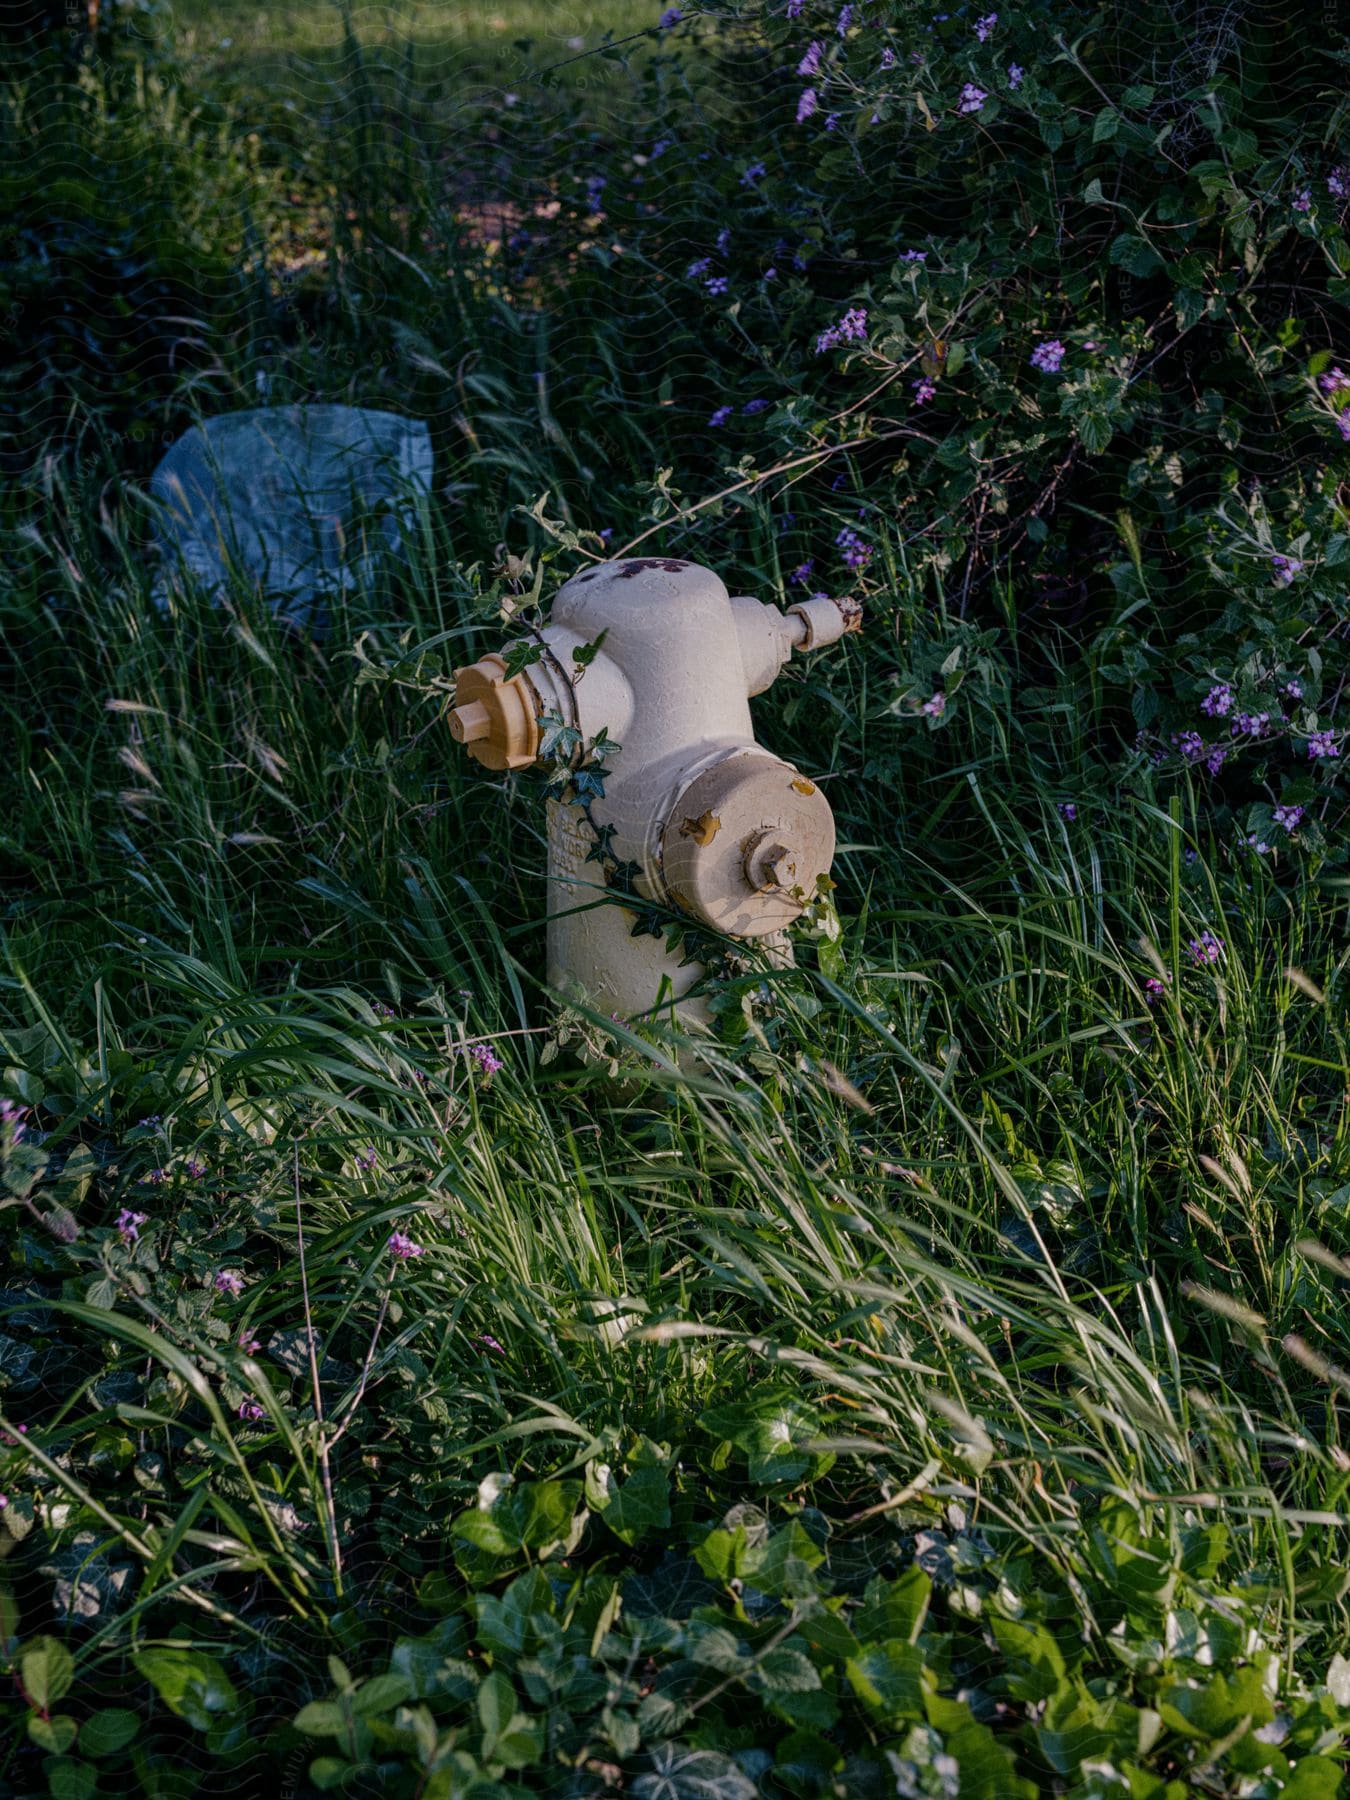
<box><xmin>787</xmin><ymin>594</ymin><xmax>859</xmax><ymax>652</ymax></box>
<box><xmin>449</xmin><ymin>653</ymin><xmax>541</xmax><ymax>772</ymax></box>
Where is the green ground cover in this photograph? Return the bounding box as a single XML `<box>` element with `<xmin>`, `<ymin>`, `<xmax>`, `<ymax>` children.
<box><xmin>2</xmin><ymin>1</ymin><xmax>1350</xmax><ymax>1795</ymax></box>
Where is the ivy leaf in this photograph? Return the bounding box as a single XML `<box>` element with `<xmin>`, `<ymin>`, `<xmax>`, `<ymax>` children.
<box><xmin>633</xmin><ymin>1744</ymin><xmax>758</xmax><ymax>1800</ymax></box>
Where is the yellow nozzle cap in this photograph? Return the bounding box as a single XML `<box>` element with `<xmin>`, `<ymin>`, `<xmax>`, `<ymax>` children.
<box><xmin>448</xmin><ymin>654</ymin><xmax>540</xmax><ymax>772</ymax></box>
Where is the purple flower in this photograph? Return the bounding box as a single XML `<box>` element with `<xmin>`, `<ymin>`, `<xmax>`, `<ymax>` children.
<box><xmin>921</xmin><ymin>692</ymin><xmax>946</xmax><ymax>718</ymax></box>
<box><xmin>1143</xmin><ymin>976</ymin><xmax>1168</xmax><ymax>1005</ymax></box>
<box><xmin>790</xmin><ymin>560</ymin><xmax>814</xmax><ymax>585</ymax></box>
<box><xmin>835</xmin><ymin>525</ymin><xmax>873</xmax><ymax>570</ymax></box>
<box><xmin>1328</xmin><ymin>166</ymin><xmax>1348</xmax><ymax>200</ymax></box>
<box><xmin>816</xmin><ymin>306</ymin><xmax>868</xmax><ymax>353</ymax></box>
<box><xmin>1177</xmin><ymin>730</ymin><xmax>1205</xmax><ymax>761</ymax></box>
<box><xmin>705</xmin><ymin>275</ymin><xmax>729</xmax><ymax>295</ymax></box>
<box><xmin>184</xmin><ymin>1159</ymin><xmax>206</xmax><ymax>1179</ymax></box>
<box><xmin>740</xmin><ymin>160</ymin><xmax>767</xmax><ymax>186</ymax></box>
<box><xmin>1337</xmin><ymin>408</ymin><xmax>1350</xmax><ymax>442</ymax></box>
<box><xmin>237</xmin><ymin>1401</ymin><xmax>265</xmax><ymax>1422</ymax></box>
<box><xmin>116</xmin><ymin>1208</ymin><xmax>148</xmax><ymax>1244</ymax></box>
<box><xmin>0</xmin><ymin>1100</ymin><xmax>27</xmax><ymax>1143</ymax></box>
<box><xmin>1271</xmin><ymin>554</ymin><xmax>1303</xmax><ymax>586</ymax></box>
<box><xmin>912</xmin><ymin>376</ymin><xmax>937</xmax><ymax>405</ymax></box>
<box><xmin>357</xmin><ymin>1147</ymin><xmax>378</xmax><ymax>1170</ymax></box>
<box><xmin>1284</xmin><ymin>678</ymin><xmax>1304</xmax><ymax>700</ymax></box>
<box><xmin>387</xmin><ymin>1230</ymin><xmax>424</xmax><ymax>1260</ymax></box>
<box><xmin>709</xmin><ymin>405</ymin><xmax>733</xmax><ymax>427</ymax></box>
<box><xmin>1201</xmin><ymin>683</ymin><xmax>1233</xmax><ymax>717</ymax></box>
<box><xmin>1232</xmin><ymin>711</ymin><xmax>1269</xmax><ymax>737</ymax></box>
<box><xmin>1030</xmin><ymin>339</ymin><xmax>1065</xmax><ymax>373</ymax></box>
<box><xmin>797</xmin><ymin>87</ymin><xmax>818</xmax><ymax>122</ymax></box>
<box><xmin>881</xmin><ymin>45</ymin><xmax>897</xmax><ymax>67</ymax></box>
<box><xmin>786</xmin><ymin>0</ymin><xmax>803</xmax><ymax>14</ymax></box>
<box><xmin>478</xmin><ymin>1334</ymin><xmax>506</xmax><ymax>1355</ymax></box>
<box><xmin>686</xmin><ymin>256</ymin><xmax>711</xmax><ymax>278</ymax></box>
<box><xmin>901</xmin><ymin>248</ymin><xmax>927</xmax><ymax>262</ymax></box>
<box><xmin>238</xmin><ymin>1332</ymin><xmax>262</xmax><ymax>1353</ymax></box>
<box><xmin>1308</xmin><ymin>731</ymin><xmax>1340</xmax><ymax>759</ymax></box>
<box><xmin>974</xmin><ymin>11</ymin><xmax>997</xmax><ymax>39</ymax></box>
<box><xmin>1246</xmin><ymin>833</ymin><xmax>1272</xmax><ymax>855</ymax></box>
<box><xmin>763</xmin><ymin>266</ymin><xmax>777</xmax><ymax>281</ymax></box>
<box><xmin>214</xmin><ymin>1270</ymin><xmax>244</xmax><ymax>1297</ymax></box>
<box><xmin>469</xmin><ymin>1043</ymin><xmax>504</xmax><ymax>1074</ymax></box>
<box><xmin>651</xmin><ymin>137</ymin><xmax>674</xmax><ymax>157</ymax></box>
<box><xmin>1292</xmin><ymin>187</ymin><xmax>1311</xmax><ymax>212</ymax></box>
<box><xmin>1189</xmin><ymin>930</ymin><xmax>1224</xmax><ymax>966</ymax></box>
<box><xmin>659</xmin><ymin>7</ymin><xmax>682</xmax><ymax>25</ymax></box>
<box><xmin>824</xmin><ymin>112</ymin><xmax>841</xmax><ymax>131</ymax></box>
<box><xmin>958</xmin><ymin>83</ymin><xmax>987</xmax><ymax>114</ymax></box>
<box><xmin>584</xmin><ymin>174</ymin><xmax>607</xmax><ymax>211</ymax></box>
<box><xmin>1318</xmin><ymin>366</ymin><xmax>1348</xmax><ymax>395</ymax></box>
<box><xmin>1273</xmin><ymin>803</ymin><xmax>1304</xmax><ymax>832</ymax></box>
<box><xmin>140</xmin><ymin>1168</ymin><xmax>168</xmax><ymax>1186</ymax></box>
<box><xmin>1057</xmin><ymin>801</ymin><xmax>1077</xmax><ymax>821</ymax></box>
<box><xmin>715</xmin><ymin>228</ymin><xmax>732</xmax><ymax>254</ymax></box>
<box><xmin>1008</xmin><ymin>62</ymin><xmax>1024</xmax><ymax>87</ymax></box>
<box><xmin>1204</xmin><ymin>748</ymin><xmax>1225</xmax><ymax>776</ymax></box>
<box><xmin>798</xmin><ymin>39</ymin><xmax>823</xmax><ymax>74</ymax></box>
<box><xmin>743</xmin><ymin>397</ymin><xmax>771</xmax><ymax>413</ymax></box>
<box><xmin>836</xmin><ymin>3</ymin><xmax>853</xmax><ymax>33</ymax></box>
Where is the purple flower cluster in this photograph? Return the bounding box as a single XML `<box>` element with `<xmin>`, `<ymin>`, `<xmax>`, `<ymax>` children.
<box><xmin>740</xmin><ymin>160</ymin><xmax>767</xmax><ymax>186</ymax></box>
<box><xmin>1189</xmin><ymin>930</ymin><xmax>1224</xmax><ymax>966</ymax></box>
<box><xmin>388</xmin><ymin>1230</ymin><xmax>424</xmax><ymax>1260</ymax></box>
<box><xmin>921</xmin><ymin>692</ymin><xmax>946</xmax><ymax>718</ymax></box>
<box><xmin>912</xmin><ymin>376</ymin><xmax>937</xmax><ymax>405</ymax></box>
<box><xmin>1272</xmin><ymin>803</ymin><xmax>1304</xmax><ymax>832</ymax></box>
<box><xmin>1270</xmin><ymin>554</ymin><xmax>1302</xmax><ymax>586</ymax></box>
<box><xmin>1143</xmin><ymin>976</ymin><xmax>1169</xmax><ymax>1005</ymax></box>
<box><xmin>237</xmin><ymin>1400</ymin><xmax>265</xmax><ymax>1422</ymax></box>
<box><xmin>797</xmin><ymin>87</ymin><xmax>818</xmax><ymax>122</ymax></box>
<box><xmin>117</xmin><ymin>1208</ymin><xmax>148</xmax><ymax>1244</ymax></box>
<box><xmin>1201</xmin><ymin>683</ymin><xmax>1233</xmax><ymax>717</ymax></box>
<box><xmin>836</xmin><ymin>3</ymin><xmax>853</xmax><ymax>33</ymax></box>
<box><xmin>709</xmin><ymin>405</ymin><xmax>733</xmax><ymax>427</ymax></box>
<box><xmin>469</xmin><ymin>1043</ymin><xmax>504</xmax><ymax>1074</ymax></box>
<box><xmin>1057</xmin><ymin>801</ymin><xmax>1077</xmax><ymax>821</ymax></box>
<box><xmin>1308</xmin><ymin>731</ymin><xmax>1340</xmax><ymax>759</ymax></box>
<box><xmin>974</xmin><ymin>12</ymin><xmax>997</xmax><ymax>39</ymax></box>
<box><xmin>816</xmin><ymin>307</ymin><xmax>868</xmax><ymax>353</ymax></box>
<box><xmin>958</xmin><ymin>83</ymin><xmax>987</xmax><ymax>114</ymax></box>
<box><xmin>1319</xmin><ymin>366</ymin><xmax>1349</xmax><ymax>397</ymax></box>
<box><xmin>835</xmin><ymin>526</ymin><xmax>873</xmax><ymax>570</ymax></box>
<box><xmin>798</xmin><ymin>39</ymin><xmax>823</xmax><ymax>74</ymax></box>
<box><xmin>214</xmin><ymin>1270</ymin><xmax>244</xmax><ymax>1297</ymax></box>
<box><xmin>1329</xmin><ymin>167</ymin><xmax>1348</xmax><ymax>200</ymax></box>
<box><xmin>1030</xmin><ymin>339</ymin><xmax>1065</xmax><ymax>373</ymax></box>
<box><xmin>1177</xmin><ymin>730</ymin><xmax>1205</xmax><ymax>761</ymax></box>
<box><xmin>901</xmin><ymin>248</ymin><xmax>927</xmax><ymax>262</ymax></box>
<box><xmin>1008</xmin><ymin>62</ymin><xmax>1024</xmax><ymax>87</ymax></box>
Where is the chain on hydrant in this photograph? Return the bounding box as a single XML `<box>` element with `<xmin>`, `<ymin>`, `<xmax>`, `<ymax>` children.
<box><xmin>447</xmin><ymin>558</ymin><xmax>859</xmax><ymax>1027</ymax></box>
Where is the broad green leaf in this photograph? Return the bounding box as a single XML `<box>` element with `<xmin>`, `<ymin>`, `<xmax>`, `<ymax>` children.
<box><xmin>21</xmin><ymin>1636</ymin><xmax>74</xmax><ymax>1710</ymax></box>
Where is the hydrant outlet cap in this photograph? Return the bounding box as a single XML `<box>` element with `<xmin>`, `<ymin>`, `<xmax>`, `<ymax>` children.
<box><xmin>662</xmin><ymin>755</ymin><xmax>835</xmax><ymax>938</ymax></box>
<box><xmin>449</xmin><ymin>654</ymin><xmax>541</xmax><ymax>772</ymax></box>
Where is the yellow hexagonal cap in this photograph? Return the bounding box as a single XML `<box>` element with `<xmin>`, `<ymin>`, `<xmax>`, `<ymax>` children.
<box><xmin>448</xmin><ymin>654</ymin><xmax>540</xmax><ymax>772</ymax></box>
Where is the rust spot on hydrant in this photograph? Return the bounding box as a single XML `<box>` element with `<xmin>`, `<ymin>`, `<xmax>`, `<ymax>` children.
<box><xmin>679</xmin><ymin>810</ymin><xmax>722</xmax><ymax>846</ymax></box>
<box><xmin>615</xmin><ymin>558</ymin><xmax>690</xmax><ymax>578</ymax></box>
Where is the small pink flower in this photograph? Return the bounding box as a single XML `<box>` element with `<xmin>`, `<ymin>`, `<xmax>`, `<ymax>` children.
<box><xmin>214</xmin><ymin>1270</ymin><xmax>244</xmax><ymax>1297</ymax></box>
<box><xmin>117</xmin><ymin>1208</ymin><xmax>148</xmax><ymax>1244</ymax></box>
<box><xmin>478</xmin><ymin>1334</ymin><xmax>506</xmax><ymax>1355</ymax></box>
<box><xmin>387</xmin><ymin>1230</ymin><xmax>424</xmax><ymax>1261</ymax></box>
<box><xmin>921</xmin><ymin>692</ymin><xmax>946</xmax><ymax>718</ymax></box>
<box><xmin>237</xmin><ymin>1401</ymin><xmax>265</xmax><ymax>1422</ymax></box>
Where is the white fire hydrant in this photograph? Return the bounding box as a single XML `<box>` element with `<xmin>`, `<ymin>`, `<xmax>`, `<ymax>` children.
<box><xmin>447</xmin><ymin>557</ymin><xmax>858</xmax><ymax>1026</ymax></box>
